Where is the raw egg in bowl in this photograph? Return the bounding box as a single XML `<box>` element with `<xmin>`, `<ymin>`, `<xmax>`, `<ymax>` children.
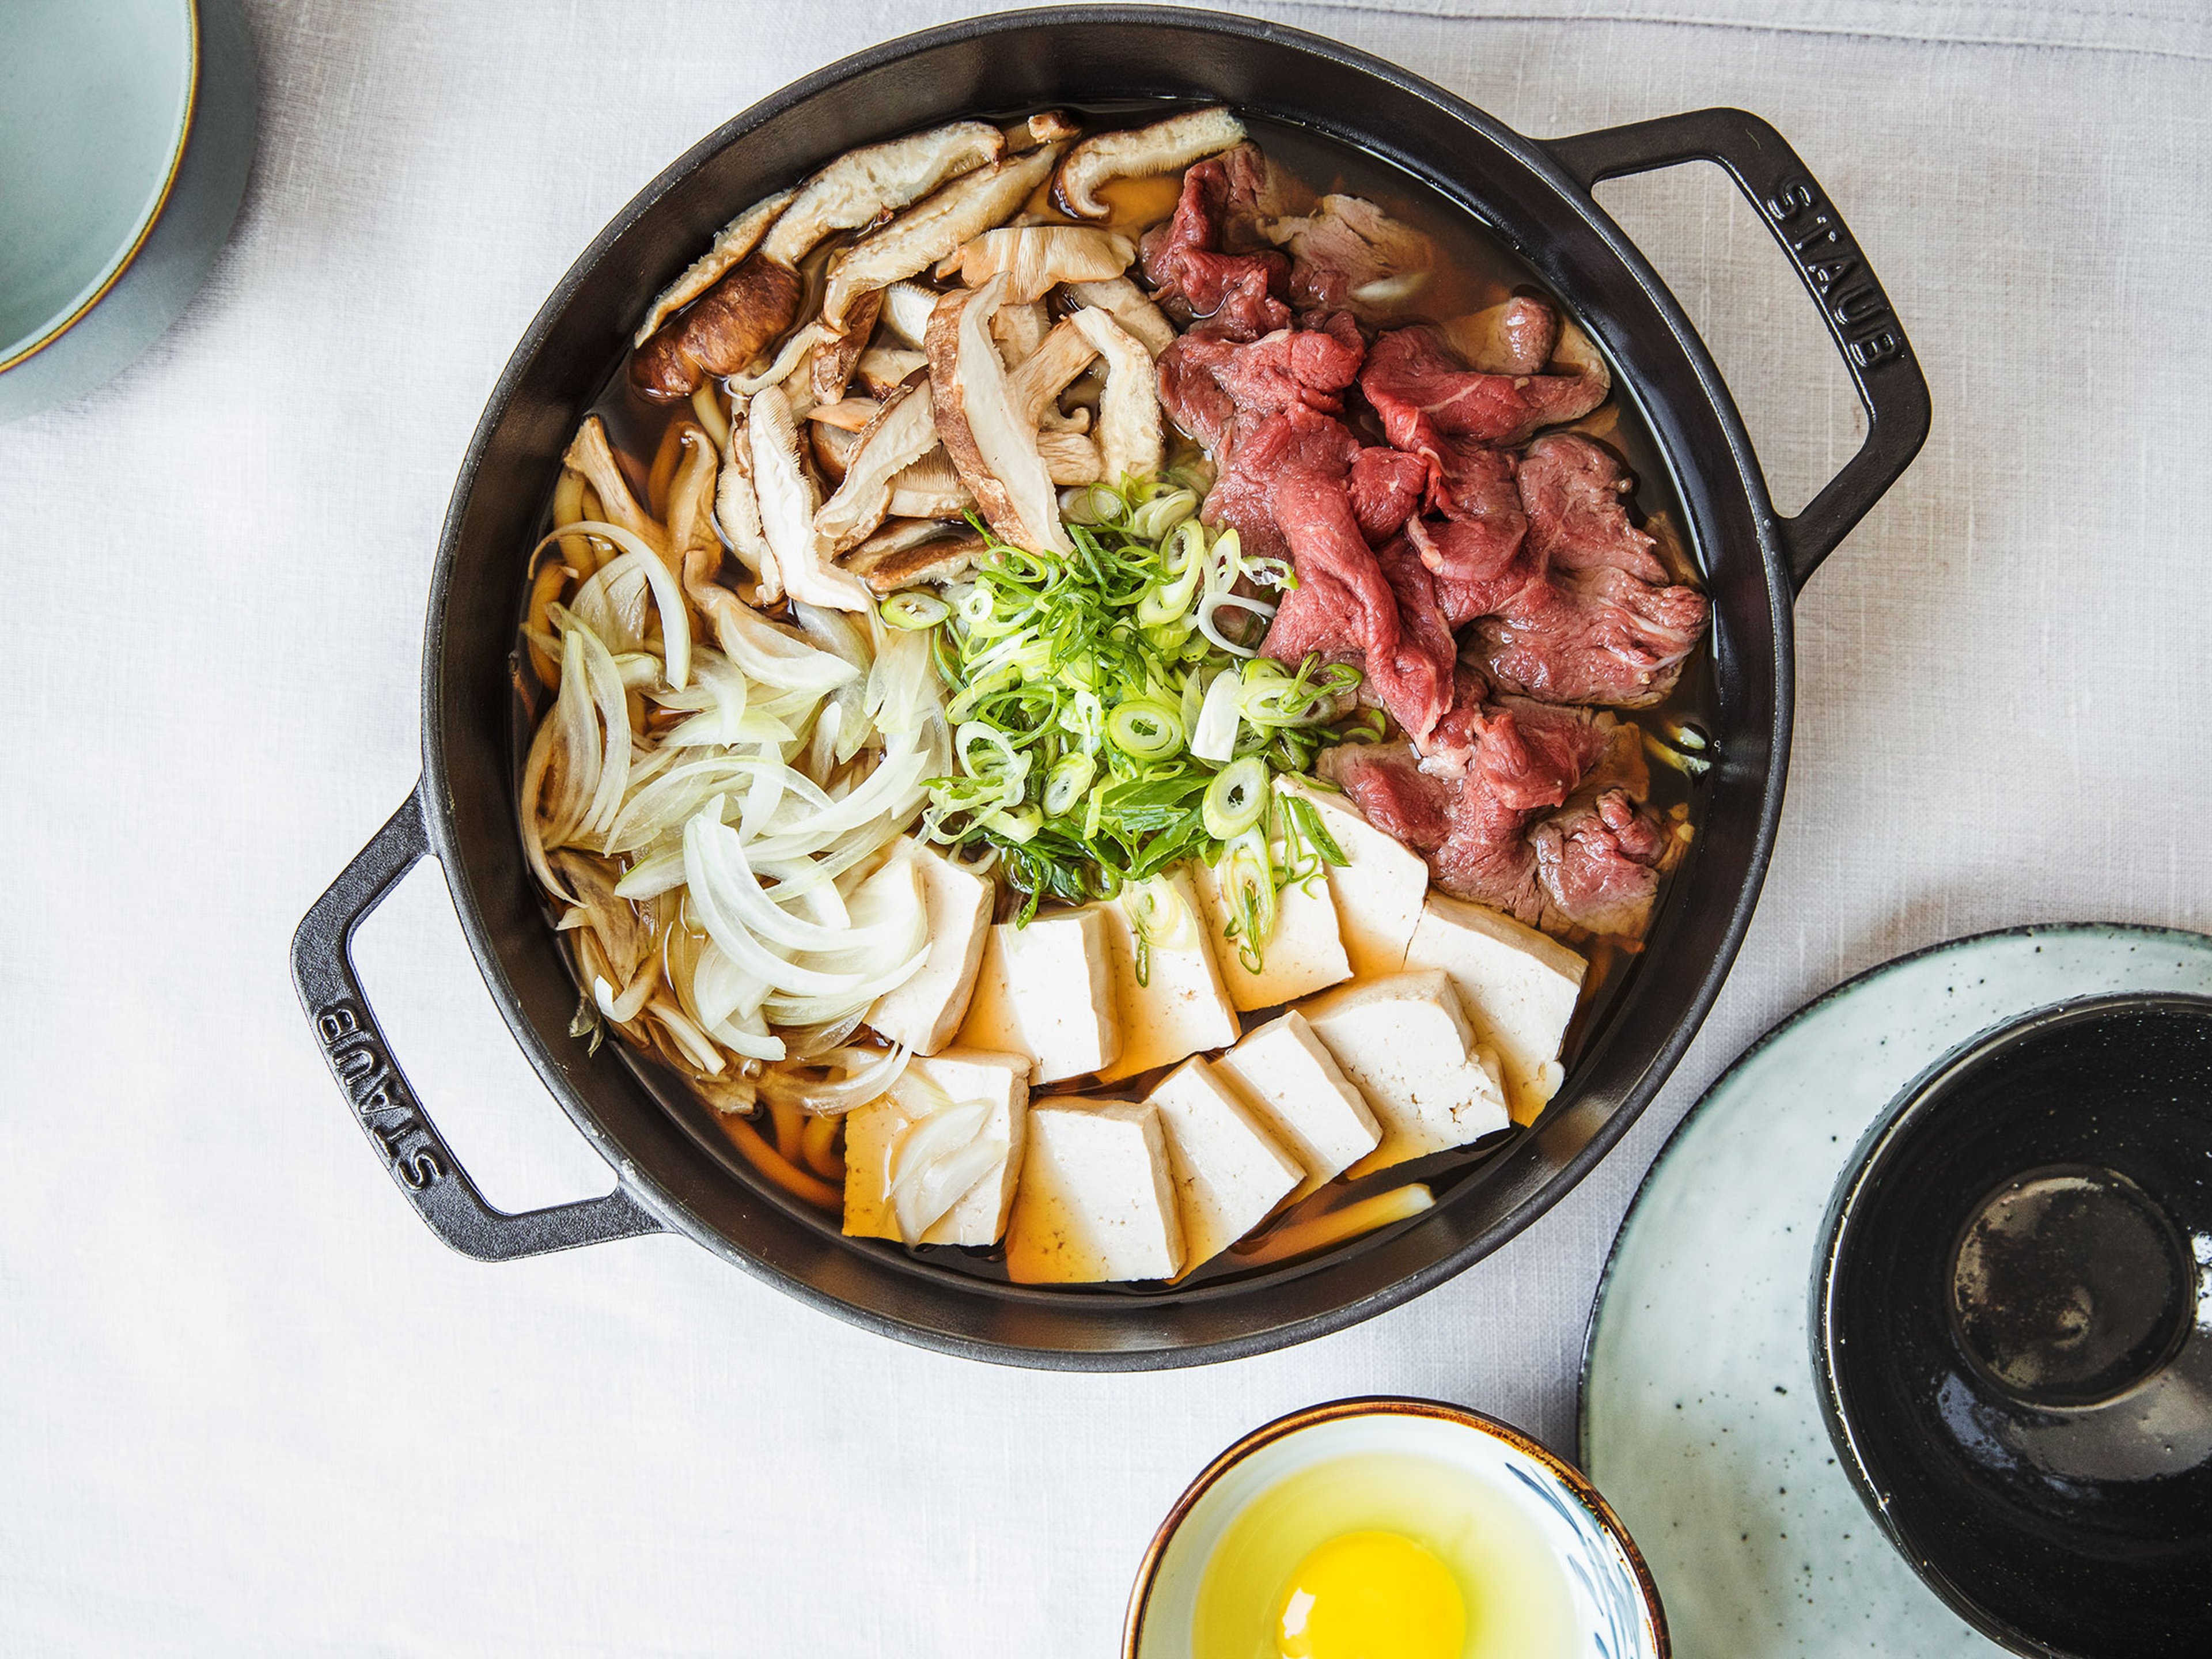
<box><xmin>1126</xmin><ymin>1398</ymin><xmax>1666</xmax><ymax>1659</ymax></box>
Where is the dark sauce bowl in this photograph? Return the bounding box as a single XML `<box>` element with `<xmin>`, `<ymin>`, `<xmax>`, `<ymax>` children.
<box><xmin>1815</xmin><ymin>994</ymin><xmax>2212</xmax><ymax>1657</ymax></box>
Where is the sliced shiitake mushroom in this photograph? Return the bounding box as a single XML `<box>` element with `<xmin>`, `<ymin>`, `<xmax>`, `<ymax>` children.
<box><xmin>926</xmin><ymin>274</ymin><xmax>1071</xmax><ymax>555</ymax></box>
<box><xmin>1037</xmin><ymin>430</ymin><xmax>1103</xmax><ymax>486</ymax></box>
<box><xmin>759</xmin><ymin>120</ymin><xmax>1003</xmax><ymax>267</ymax></box>
<box><xmin>843</xmin><ymin>527</ymin><xmax>991</xmax><ymax>594</ymax></box>
<box><xmin>562</xmin><ymin>416</ymin><xmax>665</xmax><ymax>555</ymax></box>
<box><xmin>749</xmin><ymin>382</ymin><xmax>869</xmax><ymax>611</ymax></box>
<box><xmin>819</xmin><ymin>146</ymin><xmax>1060</xmax><ymax>334</ymax></box>
<box><xmin>856</xmin><ymin>344</ymin><xmax>927</xmax><ymax>396</ymax></box>
<box><xmin>1062</xmin><ymin>276</ymin><xmax>1176</xmax><ymax>358</ymax></box>
<box><xmin>815</xmin><ymin>378</ymin><xmax>944</xmax><ymax>555</ymax></box>
<box><xmin>1005</xmin><ymin>317</ymin><xmax>1099</xmax><ymax>431</ymax></box>
<box><xmin>876</xmin><ymin>282</ymin><xmax>941</xmax><ymax>350</ymax></box>
<box><xmin>885</xmin><ymin>446</ymin><xmax>975</xmax><ymax>521</ymax></box>
<box><xmin>1052</xmin><ymin>107</ymin><xmax>1245</xmax><ymax>221</ymax></box>
<box><xmin>805</xmin><ymin>397</ymin><xmax>884</xmax><ymax>433</ymax></box>
<box><xmin>990</xmin><ymin>299</ymin><xmax>1050</xmax><ymax>367</ymax></box>
<box><xmin>810</xmin><ymin>420</ymin><xmax>859</xmax><ymax>485</ymax></box>
<box><xmin>937</xmin><ymin>226</ymin><xmax>1135</xmax><ymax>301</ymax></box>
<box><xmin>1067</xmin><ymin>308</ymin><xmax>1164</xmax><ymax>488</ymax></box>
<box><xmin>632</xmin><ymin>190</ymin><xmax>794</xmax><ymax>347</ymax></box>
<box><xmin>632</xmin><ymin>120</ymin><xmax>1001</xmax><ymax>402</ymax></box>
<box><xmin>714</xmin><ymin>393</ymin><xmax>782</xmax><ymax>604</ymax></box>
<box><xmin>810</xmin><ymin>287</ymin><xmax>884</xmax><ymax>404</ymax></box>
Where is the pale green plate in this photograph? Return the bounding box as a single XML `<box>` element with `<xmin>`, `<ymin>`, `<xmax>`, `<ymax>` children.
<box><xmin>0</xmin><ymin>0</ymin><xmax>255</xmax><ymax>421</ymax></box>
<box><xmin>1579</xmin><ymin>923</ymin><xmax>2212</xmax><ymax>1658</ymax></box>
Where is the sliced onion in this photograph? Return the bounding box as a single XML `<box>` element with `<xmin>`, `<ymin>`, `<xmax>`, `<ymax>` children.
<box><xmin>1189</xmin><ymin>667</ymin><xmax>1243</xmax><ymax>763</ymax></box>
<box><xmin>646</xmin><ymin>997</ymin><xmax>728</xmax><ymax>1074</ymax></box>
<box><xmin>683</xmin><ymin>812</ymin><xmax>868</xmax><ymax>997</ymax></box>
<box><xmin>757</xmin><ymin>1041</ymin><xmax>911</xmax><ymax>1117</ymax></box>
<box><xmin>550</xmin><ymin>525</ymin><xmax>691</xmax><ymax>690</ymax></box>
<box><xmin>887</xmin><ymin>1099</ymin><xmax>1001</xmax><ymax>1245</ymax></box>
<box><xmin>711</xmin><ymin>599</ymin><xmax>858</xmax><ymax>695</ymax></box>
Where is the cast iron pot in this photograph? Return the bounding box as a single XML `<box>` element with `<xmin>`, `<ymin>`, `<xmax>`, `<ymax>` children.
<box><xmin>292</xmin><ymin>6</ymin><xmax>1929</xmax><ymax>1369</ymax></box>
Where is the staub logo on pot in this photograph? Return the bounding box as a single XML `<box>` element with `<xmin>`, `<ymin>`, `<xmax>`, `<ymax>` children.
<box><xmin>317</xmin><ymin>1001</ymin><xmax>450</xmax><ymax>1191</ymax></box>
<box><xmin>1764</xmin><ymin>177</ymin><xmax>1904</xmax><ymax>370</ymax></box>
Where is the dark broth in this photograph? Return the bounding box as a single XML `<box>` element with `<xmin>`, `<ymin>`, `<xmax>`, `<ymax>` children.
<box><xmin>512</xmin><ymin>105</ymin><xmax>1714</xmax><ymax>1294</ymax></box>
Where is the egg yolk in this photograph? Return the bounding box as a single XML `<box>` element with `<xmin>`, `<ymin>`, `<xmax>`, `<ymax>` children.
<box><xmin>1275</xmin><ymin>1529</ymin><xmax>1467</xmax><ymax>1659</ymax></box>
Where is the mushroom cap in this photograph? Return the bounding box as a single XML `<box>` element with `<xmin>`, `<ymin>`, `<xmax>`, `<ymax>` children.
<box><xmin>630</xmin><ymin>255</ymin><xmax>804</xmax><ymax>403</ymax></box>
<box><xmin>1052</xmin><ymin>107</ymin><xmax>1246</xmax><ymax>220</ymax></box>
<box><xmin>632</xmin><ymin>190</ymin><xmax>795</xmax><ymax>347</ymax></box>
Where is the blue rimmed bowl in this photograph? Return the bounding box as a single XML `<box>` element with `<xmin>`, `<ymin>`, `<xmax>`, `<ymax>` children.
<box><xmin>0</xmin><ymin>0</ymin><xmax>256</xmax><ymax>422</ymax></box>
<box><xmin>1125</xmin><ymin>1397</ymin><xmax>1667</xmax><ymax>1657</ymax></box>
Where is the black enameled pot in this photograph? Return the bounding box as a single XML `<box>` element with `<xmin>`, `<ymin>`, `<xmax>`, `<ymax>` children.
<box><xmin>293</xmin><ymin>6</ymin><xmax>1929</xmax><ymax>1369</ymax></box>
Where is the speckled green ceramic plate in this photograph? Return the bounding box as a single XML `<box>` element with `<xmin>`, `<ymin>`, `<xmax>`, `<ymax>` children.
<box><xmin>1578</xmin><ymin>923</ymin><xmax>2212</xmax><ymax>1659</ymax></box>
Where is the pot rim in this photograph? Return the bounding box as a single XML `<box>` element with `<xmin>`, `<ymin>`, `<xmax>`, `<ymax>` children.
<box><xmin>415</xmin><ymin>3</ymin><xmax>1799</xmax><ymax>1369</ymax></box>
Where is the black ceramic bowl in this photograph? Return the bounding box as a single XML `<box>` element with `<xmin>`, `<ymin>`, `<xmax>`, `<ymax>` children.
<box><xmin>294</xmin><ymin>6</ymin><xmax>1927</xmax><ymax>1369</ymax></box>
<box><xmin>1815</xmin><ymin>994</ymin><xmax>2212</xmax><ymax>1657</ymax></box>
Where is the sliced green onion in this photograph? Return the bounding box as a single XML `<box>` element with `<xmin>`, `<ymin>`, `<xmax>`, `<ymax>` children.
<box><xmin>1215</xmin><ymin>830</ymin><xmax>1277</xmax><ymax>973</ymax></box>
<box><xmin>1202</xmin><ymin>756</ymin><xmax>1270</xmax><ymax>839</ymax></box>
<box><xmin>1042</xmin><ymin>753</ymin><xmax>1097</xmax><ymax>817</ymax></box>
<box><xmin>1108</xmin><ymin>699</ymin><xmax>1184</xmax><ymax>760</ymax></box>
<box><xmin>879</xmin><ymin>590</ymin><xmax>949</xmax><ymax>630</ymax></box>
<box><xmin>1281</xmin><ymin>792</ymin><xmax>1349</xmax><ymax>868</ymax></box>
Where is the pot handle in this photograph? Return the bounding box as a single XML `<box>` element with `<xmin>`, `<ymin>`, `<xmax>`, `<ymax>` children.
<box><xmin>290</xmin><ymin>787</ymin><xmax>665</xmax><ymax>1260</ymax></box>
<box><xmin>1544</xmin><ymin>107</ymin><xmax>1930</xmax><ymax>593</ymax></box>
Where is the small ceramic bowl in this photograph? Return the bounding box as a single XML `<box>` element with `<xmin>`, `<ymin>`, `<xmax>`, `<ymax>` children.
<box><xmin>0</xmin><ymin>0</ymin><xmax>256</xmax><ymax>422</ymax></box>
<box><xmin>1125</xmin><ymin>1397</ymin><xmax>1667</xmax><ymax>1659</ymax></box>
<box><xmin>1816</xmin><ymin>993</ymin><xmax>2212</xmax><ymax>1657</ymax></box>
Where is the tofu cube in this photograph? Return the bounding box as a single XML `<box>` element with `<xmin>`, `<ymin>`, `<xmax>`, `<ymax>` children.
<box><xmin>1212</xmin><ymin>1010</ymin><xmax>1381</xmax><ymax>1201</ymax></box>
<box><xmin>1403</xmin><ymin>892</ymin><xmax>1588</xmax><ymax>1125</ymax></box>
<box><xmin>866</xmin><ymin>839</ymin><xmax>995</xmax><ymax>1055</ymax></box>
<box><xmin>1145</xmin><ymin>1058</ymin><xmax>1303</xmax><ymax>1268</ymax></box>
<box><xmin>1277</xmin><ymin>777</ymin><xmax>1430</xmax><ymax>979</ymax></box>
<box><xmin>1192</xmin><ymin>855</ymin><xmax>1353</xmax><ymax>1012</ymax></box>
<box><xmin>1093</xmin><ymin>870</ymin><xmax>1241</xmax><ymax>1084</ymax></box>
<box><xmin>1301</xmin><ymin>971</ymin><xmax>1510</xmax><ymax>1176</ymax></box>
<box><xmin>956</xmin><ymin>907</ymin><xmax>1121</xmax><ymax>1084</ymax></box>
<box><xmin>842</xmin><ymin>1048</ymin><xmax>1029</xmax><ymax>1247</ymax></box>
<box><xmin>1006</xmin><ymin>1100</ymin><xmax>1184</xmax><ymax>1282</ymax></box>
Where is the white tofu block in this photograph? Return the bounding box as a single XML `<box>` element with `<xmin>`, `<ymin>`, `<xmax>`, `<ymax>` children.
<box><xmin>956</xmin><ymin>907</ymin><xmax>1121</xmax><ymax>1083</ymax></box>
<box><xmin>1301</xmin><ymin>971</ymin><xmax>1510</xmax><ymax>1176</ymax></box>
<box><xmin>1403</xmin><ymin>892</ymin><xmax>1588</xmax><ymax>1126</ymax></box>
<box><xmin>1145</xmin><ymin>1059</ymin><xmax>1303</xmax><ymax>1268</ymax></box>
<box><xmin>1192</xmin><ymin>855</ymin><xmax>1353</xmax><ymax>1012</ymax></box>
<box><xmin>1006</xmin><ymin>1100</ymin><xmax>1184</xmax><ymax>1282</ymax></box>
<box><xmin>865</xmin><ymin>839</ymin><xmax>995</xmax><ymax>1055</ymax></box>
<box><xmin>1212</xmin><ymin>1010</ymin><xmax>1381</xmax><ymax>1201</ymax></box>
<box><xmin>842</xmin><ymin>1048</ymin><xmax>1029</xmax><ymax>1247</ymax></box>
<box><xmin>1093</xmin><ymin>870</ymin><xmax>1241</xmax><ymax>1084</ymax></box>
<box><xmin>1277</xmin><ymin>777</ymin><xmax>1430</xmax><ymax>979</ymax></box>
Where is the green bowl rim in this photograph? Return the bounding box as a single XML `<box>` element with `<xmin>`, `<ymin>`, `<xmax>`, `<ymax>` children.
<box><xmin>0</xmin><ymin>0</ymin><xmax>202</xmax><ymax>374</ymax></box>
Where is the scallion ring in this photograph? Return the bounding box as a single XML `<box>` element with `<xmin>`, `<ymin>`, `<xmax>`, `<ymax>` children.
<box><xmin>878</xmin><ymin>590</ymin><xmax>949</xmax><ymax>630</ymax></box>
<box><xmin>1202</xmin><ymin>756</ymin><xmax>1270</xmax><ymax>840</ymax></box>
<box><xmin>1042</xmin><ymin>753</ymin><xmax>1097</xmax><ymax>817</ymax></box>
<box><xmin>1107</xmin><ymin>699</ymin><xmax>1184</xmax><ymax>761</ymax></box>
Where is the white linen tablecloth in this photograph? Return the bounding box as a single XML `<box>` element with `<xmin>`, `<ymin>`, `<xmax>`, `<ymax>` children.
<box><xmin>3</xmin><ymin>2</ymin><xmax>2207</xmax><ymax>1652</ymax></box>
